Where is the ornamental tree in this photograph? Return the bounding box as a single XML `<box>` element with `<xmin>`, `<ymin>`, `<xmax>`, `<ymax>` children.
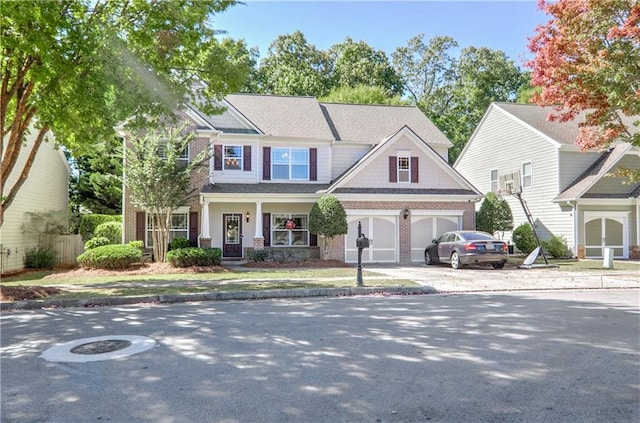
<box><xmin>309</xmin><ymin>195</ymin><xmax>348</xmax><ymax>260</ymax></box>
<box><xmin>1</xmin><ymin>0</ymin><xmax>251</xmax><ymax>226</ymax></box>
<box><xmin>124</xmin><ymin>126</ymin><xmax>209</xmax><ymax>263</ymax></box>
<box><xmin>476</xmin><ymin>192</ymin><xmax>514</xmax><ymax>238</ymax></box>
<box><xmin>527</xmin><ymin>0</ymin><xmax>640</xmax><ymax>152</ymax></box>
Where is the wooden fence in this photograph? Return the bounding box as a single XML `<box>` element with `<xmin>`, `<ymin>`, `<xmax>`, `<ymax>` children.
<box><xmin>54</xmin><ymin>235</ymin><xmax>84</xmax><ymax>267</ymax></box>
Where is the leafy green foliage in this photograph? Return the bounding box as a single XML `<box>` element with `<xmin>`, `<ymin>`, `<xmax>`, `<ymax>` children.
<box><xmin>85</xmin><ymin>237</ymin><xmax>111</xmax><ymax>250</ymax></box>
<box><xmin>128</xmin><ymin>240</ymin><xmax>144</xmax><ymax>250</ymax></box>
<box><xmin>124</xmin><ymin>127</ymin><xmax>208</xmax><ymax>263</ymax></box>
<box><xmin>94</xmin><ymin>221</ymin><xmax>122</xmax><ymax>244</ymax></box>
<box><xmin>320</xmin><ymin>85</ymin><xmax>408</xmax><ymax>105</ymax></box>
<box><xmin>512</xmin><ymin>223</ymin><xmax>538</xmax><ymax>255</ymax></box>
<box><xmin>475</xmin><ymin>192</ymin><xmax>514</xmax><ymax>236</ymax></box>
<box><xmin>542</xmin><ymin>236</ymin><xmax>570</xmax><ymax>259</ymax></box>
<box><xmin>24</xmin><ymin>247</ymin><xmax>57</xmax><ymax>269</ymax></box>
<box><xmin>166</xmin><ymin>248</ymin><xmax>222</xmax><ymax>267</ymax></box>
<box><xmin>248</xmin><ymin>249</ymin><xmax>270</xmax><ymax>262</ymax></box>
<box><xmin>309</xmin><ymin>196</ymin><xmax>348</xmax><ymax>260</ymax></box>
<box><xmin>77</xmin><ymin>244</ymin><xmax>142</xmax><ymax>270</ymax></box>
<box><xmin>79</xmin><ymin>214</ymin><xmax>121</xmax><ymax>241</ymax></box>
<box><xmin>169</xmin><ymin>237</ymin><xmax>191</xmax><ymax>250</ymax></box>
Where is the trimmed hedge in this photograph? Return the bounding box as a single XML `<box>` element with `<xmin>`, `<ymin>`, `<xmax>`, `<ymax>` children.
<box><xmin>169</xmin><ymin>237</ymin><xmax>190</xmax><ymax>250</ymax></box>
<box><xmin>166</xmin><ymin>247</ymin><xmax>222</xmax><ymax>267</ymax></box>
<box><xmin>77</xmin><ymin>244</ymin><xmax>142</xmax><ymax>269</ymax></box>
<box><xmin>79</xmin><ymin>214</ymin><xmax>122</xmax><ymax>241</ymax></box>
<box><xmin>512</xmin><ymin>223</ymin><xmax>537</xmax><ymax>255</ymax></box>
<box><xmin>95</xmin><ymin>221</ymin><xmax>122</xmax><ymax>244</ymax></box>
<box><xmin>85</xmin><ymin>236</ymin><xmax>111</xmax><ymax>250</ymax></box>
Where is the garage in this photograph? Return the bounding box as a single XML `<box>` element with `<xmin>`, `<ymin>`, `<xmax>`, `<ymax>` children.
<box><xmin>345</xmin><ymin>213</ymin><xmax>397</xmax><ymax>263</ymax></box>
<box><xmin>410</xmin><ymin>211</ymin><xmax>463</xmax><ymax>262</ymax></box>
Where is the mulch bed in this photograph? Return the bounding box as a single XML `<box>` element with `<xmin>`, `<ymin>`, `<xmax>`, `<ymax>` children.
<box><xmin>0</xmin><ymin>286</ymin><xmax>65</xmax><ymax>302</ymax></box>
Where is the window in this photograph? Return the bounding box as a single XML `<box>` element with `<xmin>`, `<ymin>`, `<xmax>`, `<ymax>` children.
<box><xmin>271</xmin><ymin>214</ymin><xmax>309</xmax><ymax>246</ymax></box>
<box><xmin>157</xmin><ymin>141</ymin><xmax>189</xmax><ymax>162</ymax></box>
<box><xmin>490</xmin><ymin>169</ymin><xmax>498</xmax><ymax>192</ymax></box>
<box><xmin>397</xmin><ymin>156</ymin><xmax>410</xmax><ymax>182</ymax></box>
<box><xmin>522</xmin><ymin>162</ymin><xmax>532</xmax><ymax>188</ymax></box>
<box><xmin>147</xmin><ymin>212</ymin><xmax>188</xmax><ymax>247</ymax></box>
<box><xmin>272</xmin><ymin>148</ymin><xmax>309</xmax><ymax>180</ymax></box>
<box><xmin>223</xmin><ymin>145</ymin><xmax>243</xmax><ymax>170</ymax></box>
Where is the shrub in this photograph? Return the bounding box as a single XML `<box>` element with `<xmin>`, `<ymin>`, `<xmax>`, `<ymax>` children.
<box><xmin>77</xmin><ymin>244</ymin><xmax>142</xmax><ymax>270</ymax></box>
<box><xmin>79</xmin><ymin>214</ymin><xmax>121</xmax><ymax>241</ymax></box>
<box><xmin>94</xmin><ymin>221</ymin><xmax>122</xmax><ymax>244</ymax></box>
<box><xmin>24</xmin><ymin>247</ymin><xmax>57</xmax><ymax>269</ymax></box>
<box><xmin>248</xmin><ymin>249</ymin><xmax>269</xmax><ymax>262</ymax></box>
<box><xmin>85</xmin><ymin>236</ymin><xmax>111</xmax><ymax>250</ymax></box>
<box><xmin>512</xmin><ymin>223</ymin><xmax>538</xmax><ymax>255</ymax></box>
<box><xmin>128</xmin><ymin>240</ymin><xmax>144</xmax><ymax>249</ymax></box>
<box><xmin>169</xmin><ymin>237</ymin><xmax>190</xmax><ymax>250</ymax></box>
<box><xmin>542</xmin><ymin>235</ymin><xmax>570</xmax><ymax>258</ymax></box>
<box><xmin>166</xmin><ymin>247</ymin><xmax>222</xmax><ymax>267</ymax></box>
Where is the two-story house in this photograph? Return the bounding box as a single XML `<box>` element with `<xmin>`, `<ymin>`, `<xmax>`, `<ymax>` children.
<box><xmin>455</xmin><ymin>102</ymin><xmax>640</xmax><ymax>259</ymax></box>
<box><xmin>123</xmin><ymin>94</ymin><xmax>482</xmax><ymax>263</ymax></box>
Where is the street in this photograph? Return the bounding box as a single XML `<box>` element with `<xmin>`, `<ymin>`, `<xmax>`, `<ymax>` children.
<box><xmin>1</xmin><ymin>290</ymin><xmax>639</xmax><ymax>423</ymax></box>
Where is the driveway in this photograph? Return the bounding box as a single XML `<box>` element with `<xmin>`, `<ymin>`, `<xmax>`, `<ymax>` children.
<box><xmin>365</xmin><ymin>262</ymin><xmax>640</xmax><ymax>292</ymax></box>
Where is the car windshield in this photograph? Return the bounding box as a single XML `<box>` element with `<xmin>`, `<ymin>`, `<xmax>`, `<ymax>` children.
<box><xmin>461</xmin><ymin>232</ymin><xmax>495</xmax><ymax>241</ymax></box>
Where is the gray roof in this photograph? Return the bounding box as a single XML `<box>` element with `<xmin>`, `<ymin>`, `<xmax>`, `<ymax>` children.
<box><xmin>332</xmin><ymin>188</ymin><xmax>478</xmax><ymax>195</ymax></box>
<box><xmin>319</xmin><ymin>102</ymin><xmax>451</xmax><ymax>145</ymax></box>
<box><xmin>201</xmin><ymin>183</ymin><xmax>330</xmax><ymax>194</ymax></box>
<box><xmin>495</xmin><ymin>103</ymin><xmax>639</xmax><ymax>145</ymax></box>
<box><xmin>224</xmin><ymin>94</ymin><xmax>334</xmax><ymax>140</ymax></box>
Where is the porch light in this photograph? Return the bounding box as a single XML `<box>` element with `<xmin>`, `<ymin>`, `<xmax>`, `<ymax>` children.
<box><xmin>402</xmin><ymin>208</ymin><xmax>410</xmax><ymax>220</ymax></box>
<box><xmin>246</xmin><ymin>211</ymin><xmax>250</xmax><ymax>223</ymax></box>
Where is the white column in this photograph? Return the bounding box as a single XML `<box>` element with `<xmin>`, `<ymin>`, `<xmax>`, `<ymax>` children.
<box><xmin>201</xmin><ymin>199</ymin><xmax>210</xmax><ymax>239</ymax></box>
<box><xmin>255</xmin><ymin>201</ymin><xmax>263</xmax><ymax>238</ymax></box>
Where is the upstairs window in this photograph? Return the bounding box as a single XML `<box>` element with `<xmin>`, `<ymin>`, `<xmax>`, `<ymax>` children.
<box><xmin>223</xmin><ymin>145</ymin><xmax>243</xmax><ymax>170</ymax></box>
<box><xmin>272</xmin><ymin>148</ymin><xmax>309</xmax><ymax>180</ymax></box>
<box><xmin>490</xmin><ymin>169</ymin><xmax>498</xmax><ymax>192</ymax></box>
<box><xmin>389</xmin><ymin>153</ymin><xmax>418</xmax><ymax>183</ymax></box>
<box><xmin>522</xmin><ymin>161</ymin><xmax>532</xmax><ymax>188</ymax></box>
<box><xmin>397</xmin><ymin>156</ymin><xmax>410</xmax><ymax>182</ymax></box>
<box><xmin>157</xmin><ymin>141</ymin><xmax>189</xmax><ymax>162</ymax></box>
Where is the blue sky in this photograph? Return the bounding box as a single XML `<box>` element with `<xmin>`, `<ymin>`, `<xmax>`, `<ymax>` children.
<box><xmin>213</xmin><ymin>1</ymin><xmax>551</xmax><ymax>67</ymax></box>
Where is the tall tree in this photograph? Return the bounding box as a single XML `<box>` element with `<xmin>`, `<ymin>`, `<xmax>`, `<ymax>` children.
<box><xmin>320</xmin><ymin>85</ymin><xmax>408</xmax><ymax>105</ymax></box>
<box><xmin>70</xmin><ymin>137</ymin><xmax>123</xmax><ymax>215</ymax></box>
<box><xmin>527</xmin><ymin>0</ymin><xmax>640</xmax><ymax>151</ymax></box>
<box><xmin>124</xmin><ymin>126</ymin><xmax>208</xmax><ymax>263</ymax></box>
<box><xmin>476</xmin><ymin>192</ymin><xmax>514</xmax><ymax>239</ymax></box>
<box><xmin>329</xmin><ymin>38</ymin><xmax>403</xmax><ymax>95</ymax></box>
<box><xmin>1</xmin><ymin>0</ymin><xmax>251</xmax><ymax>225</ymax></box>
<box><xmin>256</xmin><ymin>31</ymin><xmax>331</xmax><ymax>96</ymax></box>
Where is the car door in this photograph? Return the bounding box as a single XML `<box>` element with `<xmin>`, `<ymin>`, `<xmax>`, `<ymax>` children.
<box><xmin>437</xmin><ymin>233</ymin><xmax>454</xmax><ymax>262</ymax></box>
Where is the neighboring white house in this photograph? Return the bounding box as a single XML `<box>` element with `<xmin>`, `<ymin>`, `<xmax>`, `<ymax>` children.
<box><xmin>1</xmin><ymin>128</ymin><xmax>70</xmax><ymax>273</ymax></box>
<box><xmin>122</xmin><ymin>94</ymin><xmax>483</xmax><ymax>263</ymax></box>
<box><xmin>455</xmin><ymin>102</ymin><xmax>640</xmax><ymax>259</ymax></box>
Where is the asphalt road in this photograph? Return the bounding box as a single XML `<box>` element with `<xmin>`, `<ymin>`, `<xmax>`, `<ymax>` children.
<box><xmin>1</xmin><ymin>290</ymin><xmax>639</xmax><ymax>423</ymax></box>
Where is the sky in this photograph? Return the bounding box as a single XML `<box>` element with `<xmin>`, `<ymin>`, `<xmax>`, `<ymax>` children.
<box><xmin>213</xmin><ymin>0</ymin><xmax>551</xmax><ymax>67</ymax></box>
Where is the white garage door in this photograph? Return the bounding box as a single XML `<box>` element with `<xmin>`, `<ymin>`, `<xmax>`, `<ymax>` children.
<box><xmin>410</xmin><ymin>214</ymin><xmax>462</xmax><ymax>262</ymax></box>
<box><xmin>346</xmin><ymin>215</ymin><xmax>397</xmax><ymax>263</ymax></box>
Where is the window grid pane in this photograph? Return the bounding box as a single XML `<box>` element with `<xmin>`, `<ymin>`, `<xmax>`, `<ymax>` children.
<box><xmin>224</xmin><ymin>145</ymin><xmax>243</xmax><ymax>170</ymax></box>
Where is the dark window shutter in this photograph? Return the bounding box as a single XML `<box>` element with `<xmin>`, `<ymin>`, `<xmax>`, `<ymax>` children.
<box><xmin>189</xmin><ymin>212</ymin><xmax>198</xmax><ymax>245</ymax></box>
<box><xmin>135</xmin><ymin>212</ymin><xmax>146</xmax><ymax>242</ymax></box>
<box><xmin>310</xmin><ymin>148</ymin><xmax>317</xmax><ymax>181</ymax></box>
<box><xmin>243</xmin><ymin>145</ymin><xmax>251</xmax><ymax>171</ymax></box>
<box><xmin>263</xmin><ymin>213</ymin><xmax>271</xmax><ymax>246</ymax></box>
<box><xmin>263</xmin><ymin>147</ymin><xmax>271</xmax><ymax>180</ymax></box>
<box><xmin>214</xmin><ymin>144</ymin><xmax>222</xmax><ymax>170</ymax></box>
<box><xmin>411</xmin><ymin>157</ymin><xmax>419</xmax><ymax>183</ymax></box>
<box><xmin>310</xmin><ymin>232</ymin><xmax>317</xmax><ymax>247</ymax></box>
<box><xmin>389</xmin><ymin>156</ymin><xmax>397</xmax><ymax>183</ymax></box>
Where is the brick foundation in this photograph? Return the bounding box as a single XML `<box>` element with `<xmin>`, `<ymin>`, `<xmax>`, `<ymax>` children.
<box><xmin>630</xmin><ymin>245</ymin><xmax>640</xmax><ymax>259</ymax></box>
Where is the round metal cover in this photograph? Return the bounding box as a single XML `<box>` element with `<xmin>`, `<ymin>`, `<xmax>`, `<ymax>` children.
<box><xmin>40</xmin><ymin>335</ymin><xmax>155</xmax><ymax>363</ymax></box>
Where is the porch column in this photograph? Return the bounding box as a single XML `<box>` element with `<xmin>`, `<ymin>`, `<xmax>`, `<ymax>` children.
<box><xmin>254</xmin><ymin>201</ymin><xmax>264</xmax><ymax>249</ymax></box>
<box><xmin>200</xmin><ymin>198</ymin><xmax>211</xmax><ymax>248</ymax></box>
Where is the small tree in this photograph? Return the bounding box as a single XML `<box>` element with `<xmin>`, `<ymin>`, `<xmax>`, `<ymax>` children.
<box><xmin>309</xmin><ymin>195</ymin><xmax>348</xmax><ymax>260</ymax></box>
<box><xmin>124</xmin><ymin>126</ymin><xmax>208</xmax><ymax>262</ymax></box>
<box><xmin>476</xmin><ymin>192</ymin><xmax>514</xmax><ymax>238</ymax></box>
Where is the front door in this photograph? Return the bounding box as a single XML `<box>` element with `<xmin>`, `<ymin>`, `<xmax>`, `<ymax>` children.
<box><xmin>223</xmin><ymin>213</ymin><xmax>243</xmax><ymax>258</ymax></box>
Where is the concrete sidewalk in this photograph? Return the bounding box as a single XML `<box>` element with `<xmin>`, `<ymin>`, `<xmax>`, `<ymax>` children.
<box><xmin>2</xmin><ymin>263</ymin><xmax>638</xmax><ymax>311</ymax></box>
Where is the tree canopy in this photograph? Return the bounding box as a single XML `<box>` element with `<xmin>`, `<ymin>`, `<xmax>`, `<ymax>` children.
<box><xmin>309</xmin><ymin>195</ymin><xmax>348</xmax><ymax>260</ymax></box>
<box><xmin>527</xmin><ymin>0</ymin><xmax>640</xmax><ymax>150</ymax></box>
<box><xmin>1</xmin><ymin>0</ymin><xmax>251</xmax><ymax>225</ymax></box>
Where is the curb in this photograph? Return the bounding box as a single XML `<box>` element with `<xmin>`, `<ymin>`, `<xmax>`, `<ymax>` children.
<box><xmin>0</xmin><ymin>286</ymin><xmax>438</xmax><ymax>311</ymax></box>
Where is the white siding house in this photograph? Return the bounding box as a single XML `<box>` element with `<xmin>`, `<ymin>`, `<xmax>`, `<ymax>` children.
<box><xmin>455</xmin><ymin>103</ymin><xmax>640</xmax><ymax>259</ymax></box>
<box><xmin>1</xmin><ymin>129</ymin><xmax>70</xmax><ymax>273</ymax></box>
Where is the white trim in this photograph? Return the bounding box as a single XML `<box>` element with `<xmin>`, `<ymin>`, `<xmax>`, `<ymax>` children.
<box><xmin>583</xmin><ymin>211</ymin><xmax>630</xmax><ymax>259</ymax></box>
<box><xmin>411</xmin><ymin>210</ymin><xmax>465</xmax><ymax>216</ymax></box>
<box><xmin>493</xmin><ymin>104</ymin><xmax>563</xmax><ymax>149</ymax></box>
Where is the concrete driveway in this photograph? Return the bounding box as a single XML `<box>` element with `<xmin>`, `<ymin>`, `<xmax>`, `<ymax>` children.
<box><xmin>365</xmin><ymin>262</ymin><xmax>640</xmax><ymax>292</ymax></box>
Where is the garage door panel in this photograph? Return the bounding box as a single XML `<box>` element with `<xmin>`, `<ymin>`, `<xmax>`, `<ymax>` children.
<box><xmin>346</xmin><ymin>215</ymin><xmax>396</xmax><ymax>263</ymax></box>
<box><xmin>410</xmin><ymin>215</ymin><xmax>461</xmax><ymax>262</ymax></box>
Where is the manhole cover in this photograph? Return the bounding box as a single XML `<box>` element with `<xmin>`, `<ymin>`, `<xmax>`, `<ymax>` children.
<box><xmin>40</xmin><ymin>335</ymin><xmax>155</xmax><ymax>363</ymax></box>
<box><xmin>70</xmin><ymin>340</ymin><xmax>133</xmax><ymax>355</ymax></box>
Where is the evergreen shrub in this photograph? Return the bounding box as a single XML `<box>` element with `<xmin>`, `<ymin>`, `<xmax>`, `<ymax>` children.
<box><xmin>169</xmin><ymin>237</ymin><xmax>190</xmax><ymax>250</ymax></box>
<box><xmin>85</xmin><ymin>236</ymin><xmax>111</xmax><ymax>250</ymax></box>
<box><xmin>542</xmin><ymin>236</ymin><xmax>570</xmax><ymax>258</ymax></box>
<box><xmin>24</xmin><ymin>247</ymin><xmax>57</xmax><ymax>269</ymax></box>
<box><xmin>77</xmin><ymin>244</ymin><xmax>141</xmax><ymax>269</ymax></box>
<box><xmin>94</xmin><ymin>221</ymin><xmax>122</xmax><ymax>244</ymax></box>
<box><xmin>512</xmin><ymin>223</ymin><xmax>537</xmax><ymax>254</ymax></box>
<box><xmin>79</xmin><ymin>214</ymin><xmax>121</xmax><ymax>241</ymax></box>
<box><xmin>166</xmin><ymin>247</ymin><xmax>222</xmax><ymax>267</ymax></box>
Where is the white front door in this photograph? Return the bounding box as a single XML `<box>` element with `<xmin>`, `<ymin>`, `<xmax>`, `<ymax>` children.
<box><xmin>584</xmin><ymin>212</ymin><xmax>629</xmax><ymax>258</ymax></box>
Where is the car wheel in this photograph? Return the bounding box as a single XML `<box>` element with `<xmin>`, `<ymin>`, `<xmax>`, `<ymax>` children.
<box><xmin>425</xmin><ymin>250</ymin><xmax>432</xmax><ymax>265</ymax></box>
<box><xmin>450</xmin><ymin>252</ymin><xmax>462</xmax><ymax>269</ymax></box>
<box><xmin>491</xmin><ymin>262</ymin><xmax>505</xmax><ymax>269</ymax></box>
